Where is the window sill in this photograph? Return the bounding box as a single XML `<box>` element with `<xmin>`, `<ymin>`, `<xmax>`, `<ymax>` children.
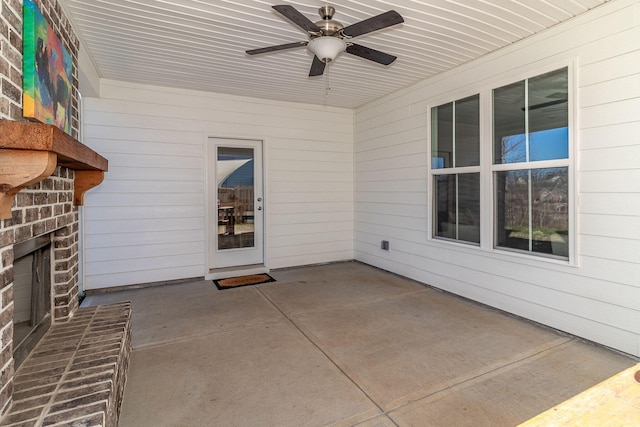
<box><xmin>429</xmin><ymin>235</ymin><xmax>577</xmax><ymax>269</ymax></box>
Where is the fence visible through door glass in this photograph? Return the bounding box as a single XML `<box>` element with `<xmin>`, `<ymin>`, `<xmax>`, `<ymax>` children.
<box><xmin>217</xmin><ymin>146</ymin><xmax>255</xmax><ymax>251</ymax></box>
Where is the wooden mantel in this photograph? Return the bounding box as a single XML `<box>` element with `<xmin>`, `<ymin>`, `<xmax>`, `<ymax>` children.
<box><xmin>0</xmin><ymin>120</ymin><xmax>108</xmax><ymax>219</ymax></box>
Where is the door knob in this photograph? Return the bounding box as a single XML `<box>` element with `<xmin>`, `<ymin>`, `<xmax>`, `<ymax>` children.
<box><xmin>257</xmin><ymin>207</ymin><xmax>262</xmax><ymax>211</ymax></box>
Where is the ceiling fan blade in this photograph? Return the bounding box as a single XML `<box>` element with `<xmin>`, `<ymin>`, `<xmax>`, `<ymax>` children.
<box><xmin>273</xmin><ymin>5</ymin><xmax>321</xmax><ymax>33</ymax></box>
<box><xmin>342</xmin><ymin>10</ymin><xmax>404</xmax><ymax>38</ymax></box>
<box><xmin>246</xmin><ymin>41</ymin><xmax>307</xmax><ymax>55</ymax></box>
<box><xmin>309</xmin><ymin>56</ymin><xmax>326</xmax><ymax>77</ymax></box>
<box><xmin>346</xmin><ymin>43</ymin><xmax>397</xmax><ymax>65</ymax></box>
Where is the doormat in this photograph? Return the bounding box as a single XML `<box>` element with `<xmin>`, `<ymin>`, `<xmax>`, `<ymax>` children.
<box><xmin>214</xmin><ymin>273</ymin><xmax>276</xmax><ymax>290</ymax></box>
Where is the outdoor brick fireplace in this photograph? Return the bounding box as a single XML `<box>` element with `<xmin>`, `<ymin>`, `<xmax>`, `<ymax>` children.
<box><xmin>0</xmin><ymin>122</ymin><xmax>112</xmax><ymax>421</ymax></box>
<box><xmin>0</xmin><ymin>1</ymin><xmax>125</xmax><ymax>424</ymax></box>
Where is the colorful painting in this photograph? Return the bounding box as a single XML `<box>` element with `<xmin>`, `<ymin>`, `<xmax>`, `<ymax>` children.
<box><xmin>23</xmin><ymin>0</ymin><xmax>73</xmax><ymax>134</ymax></box>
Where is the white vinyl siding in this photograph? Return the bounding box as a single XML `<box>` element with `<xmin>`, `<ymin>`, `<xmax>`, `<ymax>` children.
<box><xmin>354</xmin><ymin>0</ymin><xmax>640</xmax><ymax>357</ymax></box>
<box><xmin>82</xmin><ymin>81</ymin><xmax>354</xmax><ymax>289</ymax></box>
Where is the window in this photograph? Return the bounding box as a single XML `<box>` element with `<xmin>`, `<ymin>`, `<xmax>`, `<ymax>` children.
<box><xmin>429</xmin><ymin>67</ymin><xmax>571</xmax><ymax>260</ymax></box>
<box><xmin>493</xmin><ymin>67</ymin><xmax>569</xmax><ymax>258</ymax></box>
<box><xmin>431</xmin><ymin>94</ymin><xmax>480</xmax><ymax>244</ymax></box>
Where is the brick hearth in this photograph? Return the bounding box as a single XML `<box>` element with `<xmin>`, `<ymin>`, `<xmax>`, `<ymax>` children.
<box><xmin>0</xmin><ymin>302</ymin><xmax>131</xmax><ymax>426</ymax></box>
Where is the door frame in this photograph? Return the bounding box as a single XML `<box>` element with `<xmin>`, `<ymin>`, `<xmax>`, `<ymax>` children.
<box><xmin>205</xmin><ymin>136</ymin><xmax>268</xmax><ymax>279</ymax></box>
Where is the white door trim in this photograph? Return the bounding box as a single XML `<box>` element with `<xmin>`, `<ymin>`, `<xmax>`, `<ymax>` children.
<box><xmin>206</xmin><ymin>137</ymin><xmax>265</xmax><ymax>273</ymax></box>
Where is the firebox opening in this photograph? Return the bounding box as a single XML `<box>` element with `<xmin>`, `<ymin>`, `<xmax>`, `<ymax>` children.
<box><xmin>13</xmin><ymin>234</ymin><xmax>53</xmax><ymax>368</ymax></box>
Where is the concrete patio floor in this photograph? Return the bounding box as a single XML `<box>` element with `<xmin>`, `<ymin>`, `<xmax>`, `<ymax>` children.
<box><xmin>81</xmin><ymin>262</ymin><xmax>637</xmax><ymax>426</ymax></box>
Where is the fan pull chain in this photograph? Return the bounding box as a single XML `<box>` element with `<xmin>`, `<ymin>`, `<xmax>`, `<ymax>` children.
<box><xmin>324</xmin><ymin>61</ymin><xmax>332</xmax><ymax>102</ymax></box>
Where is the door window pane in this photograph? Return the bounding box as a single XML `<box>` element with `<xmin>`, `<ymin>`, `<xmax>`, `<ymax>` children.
<box><xmin>217</xmin><ymin>147</ymin><xmax>255</xmax><ymax>250</ymax></box>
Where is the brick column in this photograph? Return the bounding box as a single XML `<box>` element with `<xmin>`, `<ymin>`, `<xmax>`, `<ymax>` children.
<box><xmin>53</xmin><ymin>218</ymin><xmax>80</xmax><ymax>321</ymax></box>
<box><xmin>2</xmin><ymin>0</ymin><xmax>25</xmax><ymax>408</ymax></box>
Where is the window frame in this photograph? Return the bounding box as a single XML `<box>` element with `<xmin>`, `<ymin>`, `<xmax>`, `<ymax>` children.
<box><xmin>427</xmin><ymin>61</ymin><xmax>577</xmax><ymax>265</ymax></box>
<box><xmin>429</xmin><ymin>94</ymin><xmax>481</xmax><ymax>245</ymax></box>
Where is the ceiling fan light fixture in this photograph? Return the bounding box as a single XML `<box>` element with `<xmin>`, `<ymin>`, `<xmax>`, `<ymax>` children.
<box><xmin>247</xmin><ymin>6</ymin><xmax>404</xmax><ymax>76</ymax></box>
<box><xmin>308</xmin><ymin>36</ymin><xmax>346</xmax><ymax>63</ymax></box>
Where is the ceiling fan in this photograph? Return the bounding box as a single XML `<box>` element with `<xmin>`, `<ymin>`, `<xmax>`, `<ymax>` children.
<box><xmin>246</xmin><ymin>5</ymin><xmax>404</xmax><ymax>77</ymax></box>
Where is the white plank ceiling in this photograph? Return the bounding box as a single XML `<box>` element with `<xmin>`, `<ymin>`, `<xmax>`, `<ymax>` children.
<box><xmin>59</xmin><ymin>0</ymin><xmax>611</xmax><ymax>109</ymax></box>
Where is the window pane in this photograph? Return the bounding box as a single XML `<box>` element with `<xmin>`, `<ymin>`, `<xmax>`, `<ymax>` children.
<box><xmin>495</xmin><ymin>170</ymin><xmax>529</xmax><ymax>250</ymax></box>
<box><xmin>431</xmin><ymin>102</ymin><xmax>453</xmax><ymax>168</ymax></box>
<box><xmin>493</xmin><ymin>81</ymin><xmax>526</xmax><ymax>164</ymax></box>
<box><xmin>457</xmin><ymin>173</ymin><xmax>480</xmax><ymax>243</ymax></box>
<box><xmin>495</xmin><ymin>168</ymin><xmax>568</xmax><ymax>257</ymax></box>
<box><xmin>529</xmin><ymin>68</ymin><xmax>568</xmax><ymax>161</ymax></box>
<box><xmin>434</xmin><ymin>175</ymin><xmax>456</xmax><ymax>238</ymax></box>
<box><xmin>531</xmin><ymin>167</ymin><xmax>568</xmax><ymax>256</ymax></box>
<box><xmin>494</xmin><ymin>68</ymin><xmax>569</xmax><ymax>165</ymax></box>
<box><xmin>434</xmin><ymin>173</ymin><xmax>480</xmax><ymax>244</ymax></box>
<box><xmin>455</xmin><ymin>95</ymin><xmax>480</xmax><ymax>167</ymax></box>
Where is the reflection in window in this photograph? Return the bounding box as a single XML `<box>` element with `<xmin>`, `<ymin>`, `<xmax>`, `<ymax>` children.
<box><xmin>495</xmin><ymin>168</ymin><xmax>568</xmax><ymax>257</ymax></box>
<box><xmin>493</xmin><ymin>67</ymin><xmax>569</xmax><ymax>259</ymax></box>
<box><xmin>429</xmin><ymin>68</ymin><xmax>570</xmax><ymax>260</ymax></box>
<box><xmin>432</xmin><ymin>102</ymin><xmax>453</xmax><ymax>168</ymax></box>
<box><xmin>434</xmin><ymin>173</ymin><xmax>480</xmax><ymax>244</ymax></box>
<box><xmin>217</xmin><ymin>147</ymin><xmax>255</xmax><ymax>250</ymax></box>
<box><xmin>431</xmin><ymin>95</ymin><xmax>480</xmax><ymax>169</ymax></box>
<box><xmin>493</xmin><ymin>68</ymin><xmax>568</xmax><ymax>164</ymax></box>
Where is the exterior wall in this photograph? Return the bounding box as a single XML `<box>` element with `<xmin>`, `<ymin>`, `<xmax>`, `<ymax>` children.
<box><xmin>354</xmin><ymin>0</ymin><xmax>640</xmax><ymax>357</ymax></box>
<box><xmin>0</xmin><ymin>0</ymin><xmax>81</xmax><ymax>414</ymax></box>
<box><xmin>81</xmin><ymin>80</ymin><xmax>354</xmax><ymax>289</ymax></box>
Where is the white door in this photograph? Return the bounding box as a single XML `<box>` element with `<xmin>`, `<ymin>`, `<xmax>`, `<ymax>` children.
<box><xmin>209</xmin><ymin>138</ymin><xmax>264</xmax><ymax>269</ymax></box>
